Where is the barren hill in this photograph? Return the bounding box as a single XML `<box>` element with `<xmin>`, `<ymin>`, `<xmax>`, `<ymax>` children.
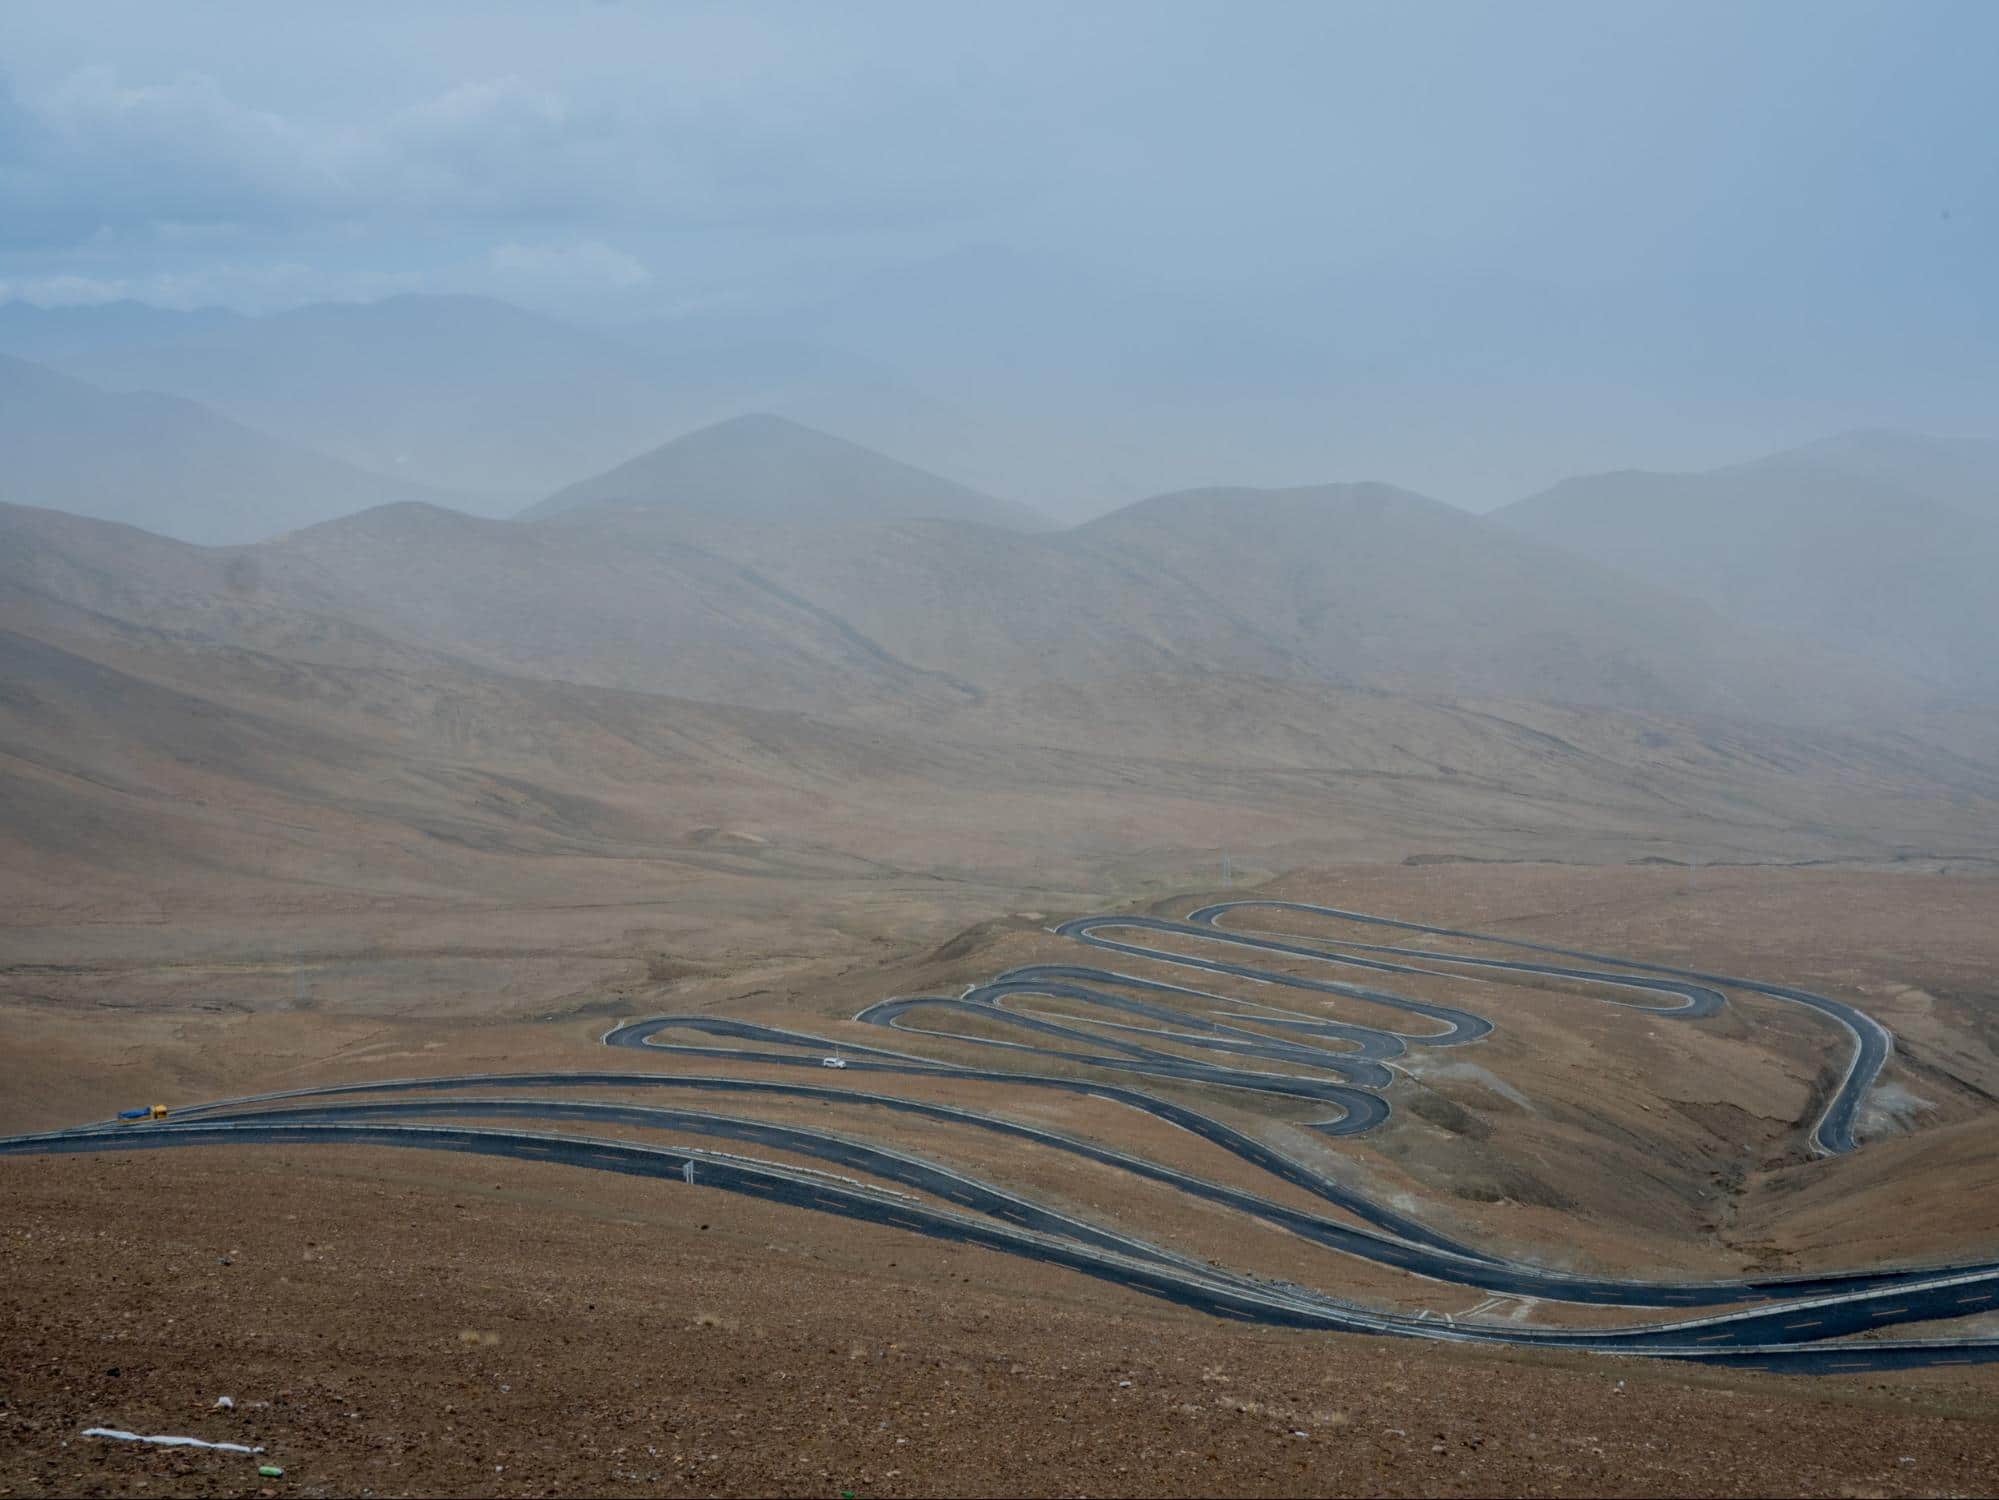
<box><xmin>7</xmin><ymin>487</ymin><xmax>1997</xmax><ymax>936</ymax></box>
<box><xmin>1063</xmin><ymin>482</ymin><xmax>1918</xmax><ymax>724</ymax></box>
<box><xmin>649</xmin><ymin>480</ymin><xmax>1919</xmax><ymax>726</ymax></box>
<box><xmin>5</xmin><ymin>412</ymin><xmax>1994</xmax><ymax>932</ymax></box>
<box><xmin>1739</xmin><ymin>428</ymin><xmax>1999</xmax><ymax>522</ymax></box>
<box><xmin>8</xmin><ymin>546</ymin><xmax>1996</xmax><ymax>937</ymax></box>
<box><xmin>524</xmin><ymin>412</ymin><xmax>1047</xmax><ymax>529</ymax></box>
<box><xmin>5</xmin><ymin>294</ymin><xmax>1051</xmax><ymax>514</ymax></box>
<box><xmin>3</xmin><ymin>445</ymin><xmax>1934</xmax><ymax>733</ymax></box>
<box><xmin>1497</xmin><ymin>456</ymin><xmax>1999</xmax><ymax>698</ymax></box>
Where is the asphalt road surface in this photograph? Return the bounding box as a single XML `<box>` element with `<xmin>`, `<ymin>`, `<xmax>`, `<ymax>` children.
<box><xmin>4</xmin><ymin>902</ymin><xmax>1985</xmax><ymax>1373</ymax></box>
<box><xmin>1181</xmin><ymin>900</ymin><xmax>1889</xmax><ymax>1155</ymax></box>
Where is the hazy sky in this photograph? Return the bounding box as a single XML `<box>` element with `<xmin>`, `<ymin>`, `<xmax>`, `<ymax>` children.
<box><xmin>1</xmin><ymin>0</ymin><xmax>1993</xmax><ymax>507</ymax></box>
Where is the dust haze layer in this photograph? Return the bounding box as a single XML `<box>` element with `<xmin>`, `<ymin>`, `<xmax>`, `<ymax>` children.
<box><xmin>15</xmin><ymin>400</ymin><xmax>1916</xmax><ymax>733</ymax></box>
<box><xmin>4</xmin><ymin>8</ymin><xmax>1999</xmax><ymax>1487</ymax></box>
<box><xmin>1497</xmin><ymin>431</ymin><xmax>1999</xmax><ymax>700</ymax></box>
<box><xmin>0</xmin><ymin>354</ymin><xmax>460</xmax><ymax>545</ymax></box>
<box><xmin>525</xmin><ymin>410</ymin><xmax>1047</xmax><ymax>530</ymax></box>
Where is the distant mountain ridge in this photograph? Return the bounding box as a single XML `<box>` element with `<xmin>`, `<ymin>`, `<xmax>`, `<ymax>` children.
<box><xmin>8</xmin><ymin>485</ymin><xmax>1997</xmax><ymax>933</ymax></box>
<box><xmin>7</xmin><ymin>406</ymin><xmax>1999</xmax><ymax>929</ymax></box>
<box><xmin>524</xmin><ymin>413</ymin><xmax>1048</xmax><ymax>530</ymax></box>
<box><xmin>13</xmin><ymin>293</ymin><xmax>1044</xmax><ymax>508</ymax></box>
<box><xmin>37</xmin><ymin>293</ymin><xmax>682</xmax><ymax>505</ymax></box>
<box><xmin>1496</xmin><ymin>431</ymin><xmax>1999</xmax><ymax>698</ymax></box>
<box><xmin>0</xmin><ymin>354</ymin><xmax>457</xmax><ymax>545</ymax></box>
<box><xmin>2</xmin><ymin>327</ymin><xmax>1991</xmax><ymax>717</ymax></box>
<box><xmin>0</xmin><ymin>298</ymin><xmax>249</xmax><ymax>362</ymax></box>
<box><xmin>1734</xmin><ymin>429</ymin><xmax>1999</xmax><ymax>522</ymax></box>
<box><xmin>0</xmin><ymin>453</ymin><xmax>1919</xmax><ymax>732</ymax></box>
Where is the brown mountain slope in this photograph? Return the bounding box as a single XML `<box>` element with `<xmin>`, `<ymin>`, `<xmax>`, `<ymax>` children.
<box><xmin>6</xmin><ymin>491</ymin><xmax>1996</xmax><ymax>938</ymax></box>
<box><xmin>1497</xmin><ymin>461</ymin><xmax>1999</xmax><ymax>699</ymax></box>
<box><xmin>0</xmin><ymin>500</ymin><xmax>978</xmax><ymax>718</ymax></box>
<box><xmin>1065</xmin><ymin>483</ymin><xmax>1921</xmax><ymax>724</ymax></box>
<box><xmin>1741</xmin><ymin>428</ymin><xmax>1999</xmax><ymax>523</ymax></box>
<box><xmin>6</xmin><ymin>562</ymin><xmax>1998</xmax><ymax>934</ymax></box>
<box><xmin>120</xmin><ymin>473</ymin><xmax>1926</xmax><ymax>732</ymax></box>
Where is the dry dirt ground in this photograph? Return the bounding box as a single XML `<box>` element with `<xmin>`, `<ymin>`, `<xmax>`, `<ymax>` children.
<box><xmin>7</xmin><ymin>1149</ymin><xmax>1999</xmax><ymax>1500</ymax></box>
<box><xmin>4</xmin><ymin>861</ymin><xmax>1998</xmax><ymax>1496</ymax></box>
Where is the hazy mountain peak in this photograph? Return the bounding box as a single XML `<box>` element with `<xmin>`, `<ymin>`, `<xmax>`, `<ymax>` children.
<box><xmin>1081</xmin><ymin>479</ymin><xmax>1461</xmax><ymax>535</ymax></box>
<box><xmin>0</xmin><ymin>353</ymin><xmax>452</xmax><ymax>545</ymax></box>
<box><xmin>1751</xmin><ymin>426</ymin><xmax>1999</xmax><ymax>465</ymax></box>
<box><xmin>1497</xmin><ymin>437</ymin><xmax>1999</xmax><ymax>697</ymax></box>
<box><xmin>524</xmin><ymin>412</ymin><xmax>1049</xmax><ymax>530</ymax></box>
<box><xmin>1731</xmin><ymin>428</ymin><xmax>1999</xmax><ymax>520</ymax></box>
<box><xmin>275</xmin><ymin>499</ymin><xmax>487</xmax><ymax>544</ymax></box>
<box><xmin>264</xmin><ymin>291</ymin><xmax>577</xmax><ymax>336</ymax></box>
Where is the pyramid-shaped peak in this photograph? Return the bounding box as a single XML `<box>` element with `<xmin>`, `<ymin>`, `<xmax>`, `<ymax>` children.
<box><xmin>524</xmin><ymin>413</ymin><xmax>1046</xmax><ymax>530</ymax></box>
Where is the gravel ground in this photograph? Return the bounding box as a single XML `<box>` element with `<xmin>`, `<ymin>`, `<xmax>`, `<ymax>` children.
<box><xmin>5</xmin><ymin>1149</ymin><xmax>1995</xmax><ymax>1499</ymax></box>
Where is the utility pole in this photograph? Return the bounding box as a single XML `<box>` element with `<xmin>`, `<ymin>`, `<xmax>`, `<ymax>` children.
<box><xmin>1222</xmin><ymin>853</ymin><xmax>1232</xmax><ymax>888</ymax></box>
<box><xmin>683</xmin><ymin>1159</ymin><xmax>696</xmax><ymax>1186</ymax></box>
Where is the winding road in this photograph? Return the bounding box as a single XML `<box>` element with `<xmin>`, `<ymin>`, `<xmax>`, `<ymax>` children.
<box><xmin>3</xmin><ymin>900</ymin><xmax>1987</xmax><ymax>1374</ymax></box>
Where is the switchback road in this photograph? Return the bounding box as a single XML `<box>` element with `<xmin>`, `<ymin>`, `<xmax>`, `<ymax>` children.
<box><xmin>4</xmin><ymin>901</ymin><xmax>1983</xmax><ymax>1372</ymax></box>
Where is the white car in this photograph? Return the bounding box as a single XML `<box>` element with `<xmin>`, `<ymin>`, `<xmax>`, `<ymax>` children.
<box><xmin>820</xmin><ymin>1056</ymin><xmax>848</xmax><ymax>1069</ymax></box>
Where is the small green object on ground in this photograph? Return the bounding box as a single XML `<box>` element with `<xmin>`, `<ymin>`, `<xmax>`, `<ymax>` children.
<box><xmin>257</xmin><ymin>1465</ymin><xmax>283</xmax><ymax>1478</ymax></box>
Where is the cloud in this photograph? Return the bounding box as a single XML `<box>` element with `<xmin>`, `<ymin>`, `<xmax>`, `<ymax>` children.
<box><xmin>15</xmin><ymin>66</ymin><xmax>330</xmax><ymax>230</ymax></box>
<box><xmin>0</xmin><ymin>57</ymin><xmax>990</xmax><ymax>254</ymax></box>
<box><xmin>0</xmin><ymin>262</ymin><xmax>425</xmax><ymax>312</ymax></box>
<box><xmin>10</xmin><ymin>67</ymin><xmax>612</xmax><ymax>228</ymax></box>
<box><xmin>362</xmin><ymin>78</ymin><xmax>633</xmax><ymax>216</ymax></box>
<box><xmin>0</xmin><ymin>272</ymin><xmax>139</xmax><ymax>307</ymax></box>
